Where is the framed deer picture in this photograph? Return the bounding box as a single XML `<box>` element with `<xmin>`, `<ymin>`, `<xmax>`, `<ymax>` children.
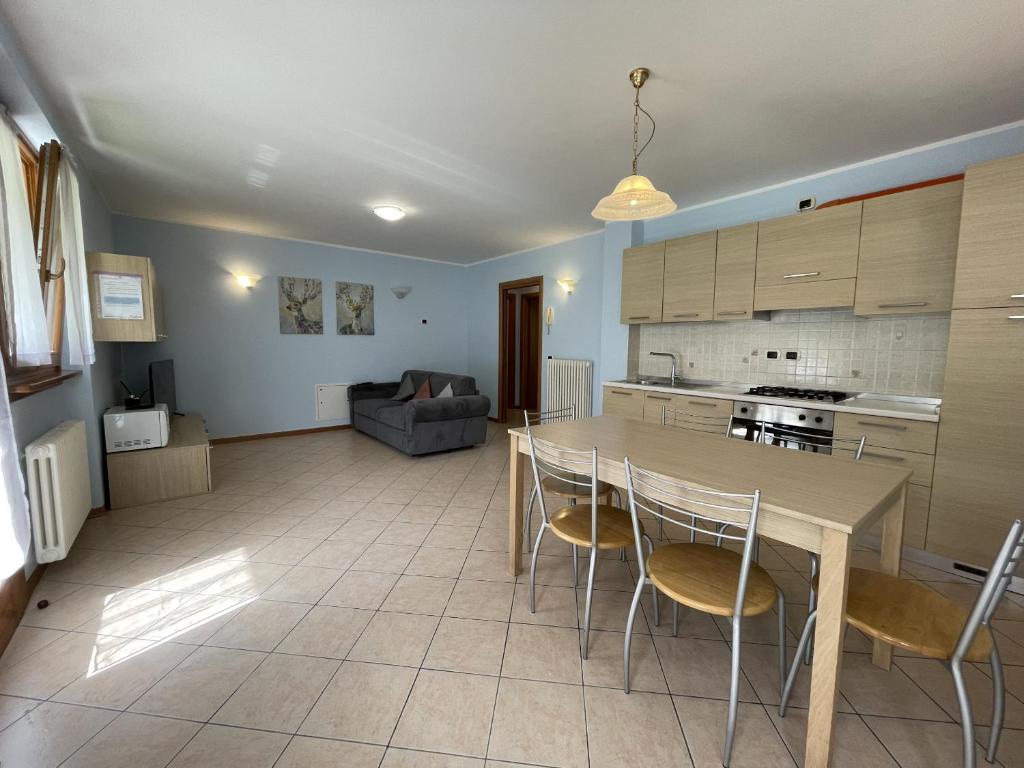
<box><xmin>336</xmin><ymin>281</ymin><xmax>374</xmax><ymax>335</ymax></box>
<box><xmin>278</xmin><ymin>276</ymin><xmax>324</xmax><ymax>334</ymax></box>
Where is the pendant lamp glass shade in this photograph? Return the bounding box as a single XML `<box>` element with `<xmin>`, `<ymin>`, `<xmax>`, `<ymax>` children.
<box><xmin>591</xmin><ymin>174</ymin><xmax>677</xmax><ymax>221</ymax></box>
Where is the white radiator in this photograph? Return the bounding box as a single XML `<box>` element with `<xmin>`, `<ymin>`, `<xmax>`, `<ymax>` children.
<box><xmin>26</xmin><ymin>420</ymin><xmax>91</xmax><ymax>563</ymax></box>
<box><xmin>546</xmin><ymin>357</ymin><xmax>593</xmax><ymax>418</ymax></box>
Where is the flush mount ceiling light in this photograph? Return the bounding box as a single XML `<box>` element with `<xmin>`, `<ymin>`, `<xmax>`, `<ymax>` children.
<box><xmin>592</xmin><ymin>68</ymin><xmax>677</xmax><ymax>221</ymax></box>
<box><xmin>372</xmin><ymin>204</ymin><xmax>406</xmax><ymax>222</ymax></box>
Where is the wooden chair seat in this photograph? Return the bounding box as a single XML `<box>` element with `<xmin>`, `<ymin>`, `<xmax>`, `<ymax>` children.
<box><xmin>843</xmin><ymin>568</ymin><xmax>993</xmax><ymax>662</ymax></box>
<box><xmin>541</xmin><ymin>475</ymin><xmax>614</xmax><ymax>499</ymax></box>
<box><xmin>646</xmin><ymin>543</ymin><xmax>778</xmax><ymax>617</ymax></box>
<box><xmin>549</xmin><ymin>504</ymin><xmax>637</xmax><ymax>549</ymax></box>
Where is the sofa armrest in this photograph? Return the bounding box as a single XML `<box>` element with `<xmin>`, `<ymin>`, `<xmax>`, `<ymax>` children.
<box><xmin>406</xmin><ymin>394</ymin><xmax>491</xmax><ymax>424</ymax></box>
<box><xmin>349</xmin><ymin>381</ymin><xmax>401</xmax><ymax>404</ymax></box>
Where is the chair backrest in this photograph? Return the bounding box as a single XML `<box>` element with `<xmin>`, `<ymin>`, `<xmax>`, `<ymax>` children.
<box><xmin>525</xmin><ymin>404</ymin><xmax>575</xmax><ymax>427</ymax></box>
<box><xmin>760</xmin><ymin>423</ymin><xmax>866</xmax><ymax>460</ymax></box>
<box><xmin>527</xmin><ymin>433</ymin><xmax>599</xmax><ymax>534</ymax></box>
<box><xmin>660</xmin><ymin>405</ymin><xmax>734</xmax><ymax>436</ymax></box>
<box><xmin>623</xmin><ymin>456</ymin><xmax>762</xmax><ymax>619</ymax></box>
<box><xmin>953</xmin><ymin>519</ymin><xmax>1024</xmax><ymax>662</ymax></box>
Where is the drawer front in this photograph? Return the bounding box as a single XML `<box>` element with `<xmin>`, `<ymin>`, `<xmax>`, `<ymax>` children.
<box><xmin>753</xmin><ymin>278</ymin><xmax>856</xmax><ymax>312</ymax></box>
<box><xmin>642</xmin><ymin>392</ymin><xmax>675</xmax><ymax>423</ymax></box>
<box><xmin>869</xmin><ymin>484</ymin><xmax>930</xmax><ymax>550</ymax></box>
<box><xmin>858</xmin><ymin>445</ymin><xmax>935</xmax><ymax>488</ymax></box>
<box><xmin>602</xmin><ymin>387</ymin><xmax>645</xmax><ymax>420</ymax></box>
<box><xmin>672</xmin><ymin>395</ymin><xmax>732</xmax><ymax>419</ymax></box>
<box><xmin>834</xmin><ymin>412</ymin><xmax>937</xmax><ymax>454</ymax></box>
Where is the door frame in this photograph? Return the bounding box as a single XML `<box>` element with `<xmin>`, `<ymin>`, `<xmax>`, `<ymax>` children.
<box><xmin>497</xmin><ymin>276</ymin><xmax>543</xmax><ymax>423</ymax></box>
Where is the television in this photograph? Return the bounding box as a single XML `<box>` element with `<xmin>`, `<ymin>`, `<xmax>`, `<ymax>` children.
<box><xmin>149</xmin><ymin>359</ymin><xmax>178</xmax><ymax>415</ymax></box>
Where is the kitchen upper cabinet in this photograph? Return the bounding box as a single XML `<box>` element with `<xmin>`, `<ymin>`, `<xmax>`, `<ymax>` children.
<box><xmin>661</xmin><ymin>232</ymin><xmax>717</xmax><ymax>322</ymax></box>
<box><xmin>713</xmin><ymin>223</ymin><xmax>758</xmax><ymax>320</ymax></box>
<box><xmin>952</xmin><ymin>152</ymin><xmax>1024</xmax><ymax>310</ymax></box>
<box><xmin>928</xmin><ymin>308</ymin><xmax>1024</xmax><ymax>566</ymax></box>
<box><xmin>620</xmin><ymin>243</ymin><xmax>665</xmax><ymax>324</ymax></box>
<box><xmin>854</xmin><ymin>182</ymin><xmax>963</xmax><ymax>316</ymax></box>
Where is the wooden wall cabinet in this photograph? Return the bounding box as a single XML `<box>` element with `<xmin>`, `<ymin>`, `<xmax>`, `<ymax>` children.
<box><xmin>713</xmin><ymin>222</ymin><xmax>758</xmax><ymax>320</ymax></box>
<box><xmin>855</xmin><ymin>182</ymin><xmax>963</xmax><ymax>316</ymax></box>
<box><xmin>87</xmin><ymin>251</ymin><xmax>167</xmax><ymax>342</ymax></box>
<box><xmin>951</xmin><ymin>153</ymin><xmax>1024</xmax><ymax>310</ymax></box>
<box><xmin>661</xmin><ymin>232</ymin><xmax>717</xmax><ymax>322</ymax></box>
<box><xmin>620</xmin><ymin>243</ymin><xmax>665</xmax><ymax>324</ymax></box>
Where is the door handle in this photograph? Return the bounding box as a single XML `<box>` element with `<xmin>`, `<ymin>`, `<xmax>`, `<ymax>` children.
<box><xmin>646</xmin><ymin>395</ymin><xmax>671</xmax><ymax>401</ymax></box>
<box><xmin>672</xmin><ymin>313</ymin><xmax>700</xmax><ymax>318</ymax></box>
<box><xmin>1010</xmin><ymin>316</ymin><xmax>1024</xmax><ymax>320</ymax></box>
<box><xmin>856</xmin><ymin>420</ymin><xmax>907</xmax><ymax>431</ymax></box>
<box><xmin>716</xmin><ymin>310</ymin><xmax>748</xmax><ymax>317</ymax></box>
<box><xmin>687</xmin><ymin>400</ymin><xmax>717</xmax><ymax>407</ymax></box>
<box><xmin>627</xmin><ymin>315</ymin><xmax>651</xmax><ymax>320</ymax></box>
<box><xmin>862</xmin><ymin>451</ymin><xmax>906</xmax><ymax>463</ymax></box>
<box><xmin>1011</xmin><ymin>294</ymin><xmax>1024</xmax><ymax>299</ymax></box>
<box><xmin>610</xmin><ymin>390</ymin><xmax>633</xmax><ymax>396</ymax></box>
<box><xmin>877</xmin><ymin>302</ymin><xmax>928</xmax><ymax>309</ymax></box>
<box><xmin>783</xmin><ymin>272</ymin><xmax>820</xmax><ymax>279</ymax></box>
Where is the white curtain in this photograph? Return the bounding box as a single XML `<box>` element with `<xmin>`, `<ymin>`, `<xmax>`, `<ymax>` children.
<box><xmin>57</xmin><ymin>159</ymin><xmax>94</xmax><ymax>366</ymax></box>
<box><xmin>0</xmin><ymin>113</ymin><xmax>49</xmax><ymax>366</ymax></box>
<box><xmin>0</xmin><ymin>360</ymin><xmax>30</xmax><ymax>578</ymax></box>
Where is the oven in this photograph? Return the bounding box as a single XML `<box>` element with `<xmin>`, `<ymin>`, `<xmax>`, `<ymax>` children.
<box><xmin>730</xmin><ymin>400</ymin><xmax>836</xmax><ymax>453</ymax></box>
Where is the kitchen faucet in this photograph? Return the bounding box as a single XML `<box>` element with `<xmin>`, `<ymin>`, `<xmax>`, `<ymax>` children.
<box><xmin>649</xmin><ymin>351</ymin><xmax>678</xmax><ymax>385</ymax></box>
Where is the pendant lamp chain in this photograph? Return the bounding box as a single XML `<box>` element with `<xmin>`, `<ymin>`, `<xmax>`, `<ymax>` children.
<box><xmin>631</xmin><ymin>80</ymin><xmax>656</xmax><ymax>176</ymax></box>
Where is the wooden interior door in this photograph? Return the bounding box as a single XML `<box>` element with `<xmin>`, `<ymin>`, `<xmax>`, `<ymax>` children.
<box><xmin>497</xmin><ymin>276</ymin><xmax>543</xmax><ymax>424</ymax></box>
<box><xmin>519</xmin><ymin>293</ymin><xmax>541</xmax><ymax>412</ymax></box>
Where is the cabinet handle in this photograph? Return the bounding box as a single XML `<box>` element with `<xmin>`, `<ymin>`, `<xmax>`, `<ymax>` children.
<box><xmin>611</xmin><ymin>390</ymin><xmax>633</xmax><ymax>396</ymax></box>
<box><xmin>877</xmin><ymin>302</ymin><xmax>927</xmax><ymax>309</ymax></box>
<box><xmin>716</xmin><ymin>310</ymin><xmax>748</xmax><ymax>317</ymax></box>
<box><xmin>646</xmin><ymin>395</ymin><xmax>671</xmax><ymax>401</ymax></box>
<box><xmin>672</xmin><ymin>313</ymin><xmax>700</xmax><ymax>318</ymax></box>
<box><xmin>1010</xmin><ymin>316</ymin><xmax>1024</xmax><ymax>320</ymax></box>
<box><xmin>687</xmin><ymin>400</ymin><xmax>717</xmax><ymax>407</ymax></box>
<box><xmin>862</xmin><ymin>451</ymin><xmax>905</xmax><ymax>463</ymax></box>
<box><xmin>627</xmin><ymin>315</ymin><xmax>651</xmax><ymax>320</ymax></box>
<box><xmin>783</xmin><ymin>271</ymin><xmax>820</xmax><ymax>279</ymax></box>
<box><xmin>1011</xmin><ymin>294</ymin><xmax>1024</xmax><ymax>299</ymax></box>
<box><xmin>856</xmin><ymin>420</ymin><xmax>907</xmax><ymax>431</ymax></box>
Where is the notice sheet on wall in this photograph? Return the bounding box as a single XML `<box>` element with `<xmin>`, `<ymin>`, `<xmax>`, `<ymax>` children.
<box><xmin>97</xmin><ymin>273</ymin><xmax>145</xmax><ymax>320</ymax></box>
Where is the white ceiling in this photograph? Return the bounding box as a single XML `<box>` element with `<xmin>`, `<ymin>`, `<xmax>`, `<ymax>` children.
<box><xmin>2</xmin><ymin>1</ymin><xmax>1023</xmax><ymax>264</ymax></box>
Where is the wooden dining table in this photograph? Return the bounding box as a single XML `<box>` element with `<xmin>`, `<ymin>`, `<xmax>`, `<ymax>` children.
<box><xmin>506</xmin><ymin>415</ymin><xmax>912</xmax><ymax>768</ymax></box>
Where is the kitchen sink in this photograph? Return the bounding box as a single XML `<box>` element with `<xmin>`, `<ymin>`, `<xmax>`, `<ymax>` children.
<box><xmin>616</xmin><ymin>378</ymin><xmax>719</xmax><ymax>389</ymax></box>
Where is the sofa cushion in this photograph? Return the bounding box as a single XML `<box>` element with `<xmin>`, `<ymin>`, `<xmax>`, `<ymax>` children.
<box><xmin>376</xmin><ymin>402</ymin><xmax>409</xmax><ymax>430</ymax></box>
<box><xmin>392</xmin><ymin>373</ymin><xmax>416</xmax><ymax>400</ymax></box>
<box><xmin>400</xmin><ymin>370</ymin><xmax>477</xmax><ymax>398</ymax></box>
<box><xmin>354</xmin><ymin>397</ymin><xmax>403</xmax><ymax>420</ymax></box>
<box><xmin>412</xmin><ymin>379</ymin><xmax>431</xmax><ymax>400</ymax></box>
<box><xmin>436</xmin><ymin>382</ymin><xmax>454</xmax><ymax>398</ymax></box>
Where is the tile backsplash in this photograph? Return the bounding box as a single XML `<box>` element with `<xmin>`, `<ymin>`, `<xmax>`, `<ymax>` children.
<box><xmin>636</xmin><ymin>310</ymin><xmax>950</xmax><ymax>397</ymax></box>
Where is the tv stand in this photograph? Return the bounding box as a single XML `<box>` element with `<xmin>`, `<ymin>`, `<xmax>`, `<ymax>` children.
<box><xmin>107</xmin><ymin>412</ymin><xmax>211</xmax><ymax>509</ymax></box>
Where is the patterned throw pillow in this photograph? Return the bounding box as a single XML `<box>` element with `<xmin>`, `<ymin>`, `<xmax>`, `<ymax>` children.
<box><xmin>436</xmin><ymin>382</ymin><xmax>454</xmax><ymax>398</ymax></box>
<box><xmin>412</xmin><ymin>379</ymin><xmax>432</xmax><ymax>400</ymax></box>
<box><xmin>392</xmin><ymin>374</ymin><xmax>415</xmax><ymax>400</ymax></box>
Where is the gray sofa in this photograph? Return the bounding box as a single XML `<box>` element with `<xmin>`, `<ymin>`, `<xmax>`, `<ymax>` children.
<box><xmin>348</xmin><ymin>370</ymin><xmax>490</xmax><ymax>455</ymax></box>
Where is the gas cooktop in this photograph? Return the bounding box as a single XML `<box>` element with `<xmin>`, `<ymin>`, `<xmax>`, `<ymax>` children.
<box><xmin>744</xmin><ymin>386</ymin><xmax>849</xmax><ymax>403</ymax></box>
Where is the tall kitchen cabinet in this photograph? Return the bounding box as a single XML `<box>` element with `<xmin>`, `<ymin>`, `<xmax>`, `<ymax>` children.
<box><xmin>928</xmin><ymin>152</ymin><xmax>1024</xmax><ymax>566</ymax></box>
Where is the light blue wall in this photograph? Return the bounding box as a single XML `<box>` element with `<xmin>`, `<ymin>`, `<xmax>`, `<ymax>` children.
<box><xmin>463</xmin><ymin>232</ymin><xmax>605</xmax><ymax>416</ymax></box>
<box><xmin>113</xmin><ymin>217</ymin><xmax>469</xmax><ymax>439</ymax></box>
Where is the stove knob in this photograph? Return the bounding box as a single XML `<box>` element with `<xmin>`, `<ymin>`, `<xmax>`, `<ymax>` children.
<box><xmin>798</xmin><ymin>414</ymin><xmax>807</xmax><ymax>421</ymax></box>
<box><xmin>815</xmin><ymin>416</ymin><xmax>823</xmax><ymax>424</ymax></box>
<box><xmin>740</xmin><ymin>407</ymin><xmax>749</xmax><ymax>414</ymax></box>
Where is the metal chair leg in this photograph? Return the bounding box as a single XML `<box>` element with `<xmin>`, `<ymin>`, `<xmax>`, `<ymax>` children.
<box><xmin>623</xmin><ymin>575</ymin><xmax>645</xmax><ymax>693</ymax></box>
<box><xmin>776</xmin><ymin>588</ymin><xmax>787</xmax><ymax>701</ymax></box>
<box><xmin>642</xmin><ymin>534</ymin><xmax>659</xmax><ymax>626</ymax></box>
<box><xmin>582</xmin><ymin>545</ymin><xmax>599</xmax><ymax>660</ymax></box>
<box><xmin>723</xmin><ymin>616</ymin><xmax>743</xmax><ymax>768</ymax></box>
<box><xmin>571</xmin><ymin>544</ymin><xmax>579</xmax><ymax>587</ymax></box>
<box><xmin>951</xmin><ymin>658</ymin><xmax>977</xmax><ymax>768</ymax></box>
<box><xmin>524</xmin><ymin>487</ymin><xmax>537</xmax><ymax>551</ymax></box>
<box><xmin>804</xmin><ymin>553</ymin><xmax>819</xmax><ymax>665</ymax></box>
<box><xmin>988</xmin><ymin>644</ymin><xmax>1005</xmax><ymax>763</ymax></box>
<box><xmin>528</xmin><ymin>523</ymin><xmax>546</xmax><ymax>613</ymax></box>
<box><xmin>780</xmin><ymin>609</ymin><xmax>817</xmax><ymax>717</ymax></box>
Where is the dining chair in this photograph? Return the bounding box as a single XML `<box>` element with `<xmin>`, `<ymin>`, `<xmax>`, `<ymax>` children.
<box><xmin>660</xmin><ymin>405</ymin><xmax>735</xmax><ymax>436</ymax></box>
<box><xmin>526</xmin><ymin>433</ymin><xmax>657</xmax><ymax>658</ymax></box>
<box><xmin>622</xmin><ymin>456</ymin><xmax>786</xmax><ymax>768</ymax></box>
<box><xmin>780</xmin><ymin>519</ymin><xmax>1024</xmax><ymax>768</ymax></box>
<box><xmin>522</xmin><ymin>405</ymin><xmax>621</xmax><ymax>553</ymax></box>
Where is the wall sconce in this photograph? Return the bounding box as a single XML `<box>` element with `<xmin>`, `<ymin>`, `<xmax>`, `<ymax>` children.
<box><xmin>557</xmin><ymin>278</ymin><xmax>576</xmax><ymax>295</ymax></box>
<box><xmin>391</xmin><ymin>286</ymin><xmax>412</xmax><ymax>299</ymax></box>
<box><xmin>545</xmin><ymin>306</ymin><xmax>554</xmax><ymax>335</ymax></box>
<box><xmin>235</xmin><ymin>273</ymin><xmax>261</xmax><ymax>289</ymax></box>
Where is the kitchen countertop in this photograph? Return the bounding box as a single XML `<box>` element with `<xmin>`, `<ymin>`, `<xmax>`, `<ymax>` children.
<box><xmin>602</xmin><ymin>380</ymin><xmax>941</xmax><ymax>422</ymax></box>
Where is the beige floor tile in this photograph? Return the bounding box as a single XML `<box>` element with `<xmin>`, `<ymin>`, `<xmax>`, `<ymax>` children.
<box><xmin>73</xmin><ymin>588</ymin><xmax>196</xmax><ymax>638</ymax></box>
<box><xmin>424</xmin><ymin>617</ymin><xmax>508</xmax><ymax>676</ymax></box>
<box><xmin>767</xmin><ymin>708</ymin><xmax>897</xmax><ymax>767</ymax></box>
<box><xmin>461</xmin><ymin>550</ymin><xmax>516</xmax><ymax>582</ymax></box>
<box><xmin>204</xmin><ymin>599</ymin><xmax>309</xmax><ymax>651</ymax></box>
<box><xmin>424</xmin><ymin>525</ymin><xmax>479</xmax><ymax>549</ymax></box>
<box><xmin>20</xmin><ymin>583</ymin><xmax>123</xmax><ymax>631</ymax></box>
<box><xmin>348</xmin><ymin>611</ymin><xmax>439</xmax><ymax>666</ymax></box>
<box><xmin>261</xmin><ymin>566</ymin><xmax>342</xmax><ymax>603</ymax></box>
<box><xmin>713</xmin><ymin>609</ymin><xmax>795</xmax><ymax>647</ymax></box>
<box><xmin>241</xmin><ymin>514</ymin><xmax>304</xmax><ymax>537</ymax></box>
<box><xmin>585</xmin><ymin>686</ymin><xmax>691</xmax><ymax>768</ymax></box>
<box><xmin>283</xmin><ymin>517</ymin><xmax>344</xmax><ymax>540</ymax></box>
<box><xmin>134</xmin><ymin>593</ymin><xmax>247</xmax><ymax>645</ymax></box>
<box><xmin>202</xmin><ymin>533</ymin><xmax>277</xmax><ymax>561</ymax></box>
<box><xmin>356</xmin><ymin>501</ymin><xmax>408</xmax><ymax>521</ymax></box>
<box><xmin>743</xmin><ymin>641</ymin><xmax>855</xmax><ymax>713</ymax></box>
<box><xmin>319</xmin><ymin>569</ymin><xmax>399</xmax><ymax>609</ymax></box>
<box><xmin>52</xmin><ymin>638</ymin><xmax>195</xmax><ymax>710</ymax></box>
<box><xmin>167</xmin><ymin>723</ymin><xmax>289</xmax><ymax>767</ymax></box>
<box><xmin>130</xmin><ymin>646</ymin><xmax>265</xmax><ymax>720</ymax></box>
<box><xmin>897</xmin><ymin>656</ymin><xmax>1024</xmax><ymax>727</ymax></box>
<box><xmin>407</xmin><ymin>547</ymin><xmax>470</xmax><ymax>578</ymax></box>
<box><xmin>392</xmin><ymin>669</ymin><xmax>498</xmax><ymax>757</ymax></box>
<box><xmin>653</xmin><ymin>636</ymin><xmax>757</xmax><ymax>701</ymax></box>
<box><xmin>63</xmin><ymin>712</ymin><xmax>201</xmax><ymax>768</ymax></box>
<box><xmin>0</xmin><ymin>701</ymin><xmax>116</xmax><ymax>768</ymax></box>
<box><xmin>488</xmin><ymin>678</ymin><xmax>587</xmax><ymax>768</ymax></box>
<box><xmin>151</xmin><ymin>529</ymin><xmax>231</xmax><ymax>557</ymax></box>
<box><xmin>394</xmin><ymin>504</ymin><xmax>445</xmax><ymax>524</ymax></box>
<box><xmin>579</xmin><ymin>587</ymin><xmax>653</xmax><ymax>632</ymax></box>
<box><xmin>245</xmin><ymin>536</ymin><xmax>319</xmax><ymax>565</ymax></box>
<box><xmin>383</xmin><ymin>748</ymin><xmax>484</xmax><ymax>766</ymax></box>
<box><xmin>213</xmin><ymin>652</ymin><xmax>338</xmax><ymax>732</ymax></box>
<box><xmin>299</xmin><ymin>660</ymin><xmax>417</xmax><ymax>743</ymax></box>
<box><xmin>330</xmin><ymin>518</ymin><xmax>390</xmax><ymax>543</ymax></box>
<box><xmin>437</xmin><ymin>507</ymin><xmax>486</xmax><ymax>527</ymax></box>
<box><xmin>839</xmin><ymin>652</ymin><xmax>950</xmax><ymax>720</ymax></box>
<box><xmin>351</xmin><ymin>543</ymin><xmax>420</xmax><ymax>573</ymax></box>
<box><xmin>378</xmin><ymin>521</ymin><xmax>434</xmax><ymax>546</ymax></box>
<box><xmin>587</xmin><ymin>629</ymin><xmax>667</xmax><ymax>693</ymax></box>
<box><xmin>0</xmin><ymin>626</ymin><xmax>66</xmax><ymax>671</ymax></box>
<box><xmin>276</xmin><ymin>735</ymin><xmax>384</xmax><ymax>767</ymax></box>
<box><xmin>501</xmin><ymin>623</ymin><xmax>582</xmax><ymax>684</ymax></box>
<box><xmin>381</xmin><ymin>575</ymin><xmax>457</xmax><ymax>615</ymax></box>
<box><xmin>674</xmin><ymin>695</ymin><xmax>795</xmax><ymax>767</ymax></box>
<box><xmin>446</xmin><ymin>579</ymin><xmax>515</xmax><ymax>621</ymax></box>
<box><xmin>277</xmin><ymin>605</ymin><xmax>374</xmax><ymax>658</ymax></box>
<box><xmin>863</xmin><ymin>715</ymin><xmax>989</xmax><ymax>768</ymax></box>
<box><xmin>190</xmin><ymin>560</ymin><xmax>292</xmax><ymax>598</ymax></box>
<box><xmin>299</xmin><ymin>539</ymin><xmax>368</xmax><ymax>569</ymax></box>
<box><xmin>472</xmin><ymin>528</ymin><xmax>507</xmax><ymax>552</ymax></box>
<box><xmin>0</xmin><ymin>694</ymin><xmax>38</xmax><ymax>730</ymax></box>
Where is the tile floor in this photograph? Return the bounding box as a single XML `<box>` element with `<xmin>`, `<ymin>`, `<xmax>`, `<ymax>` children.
<box><xmin>1</xmin><ymin>423</ymin><xmax>1022</xmax><ymax>767</ymax></box>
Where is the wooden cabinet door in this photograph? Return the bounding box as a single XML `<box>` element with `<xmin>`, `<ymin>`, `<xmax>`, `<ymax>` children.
<box><xmin>642</xmin><ymin>391</ymin><xmax>674</xmax><ymax>423</ymax></box>
<box><xmin>755</xmin><ymin>203</ymin><xmax>863</xmax><ymax>287</ymax></box>
<box><xmin>620</xmin><ymin>243</ymin><xmax>665</xmax><ymax>324</ymax></box>
<box><xmin>662</xmin><ymin>232</ymin><xmax>717</xmax><ymax>322</ymax></box>
<box><xmin>854</xmin><ymin>182</ymin><xmax>963</xmax><ymax>316</ymax></box>
<box><xmin>713</xmin><ymin>223</ymin><xmax>758</xmax><ymax>320</ymax></box>
<box><xmin>87</xmin><ymin>251</ymin><xmax>162</xmax><ymax>342</ymax></box>
<box><xmin>952</xmin><ymin>153</ymin><xmax>1024</xmax><ymax>310</ymax></box>
<box><xmin>927</xmin><ymin>308</ymin><xmax>1024</xmax><ymax>566</ymax></box>
<box><xmin>602</xmin><ymin>387</ymin><xmax>645</xmax><ymax>419</ymax></box>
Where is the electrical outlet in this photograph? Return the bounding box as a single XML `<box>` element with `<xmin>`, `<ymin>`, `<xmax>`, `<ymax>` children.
<box><xmin>766</xmin><ymin>350</ymin><xmax>779</xmax><ymax>360</ymax></box>
<box><xmin>785</xmin><ymin>351</ymin><xmax>798</xmax><ymax>361</ymax></box>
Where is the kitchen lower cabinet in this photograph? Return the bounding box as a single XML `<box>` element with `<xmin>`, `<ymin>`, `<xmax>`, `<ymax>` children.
<box><xmin>602</xmin><ymin>386</ymin><xmax>644</xmax><ymax>420</ymax></box>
